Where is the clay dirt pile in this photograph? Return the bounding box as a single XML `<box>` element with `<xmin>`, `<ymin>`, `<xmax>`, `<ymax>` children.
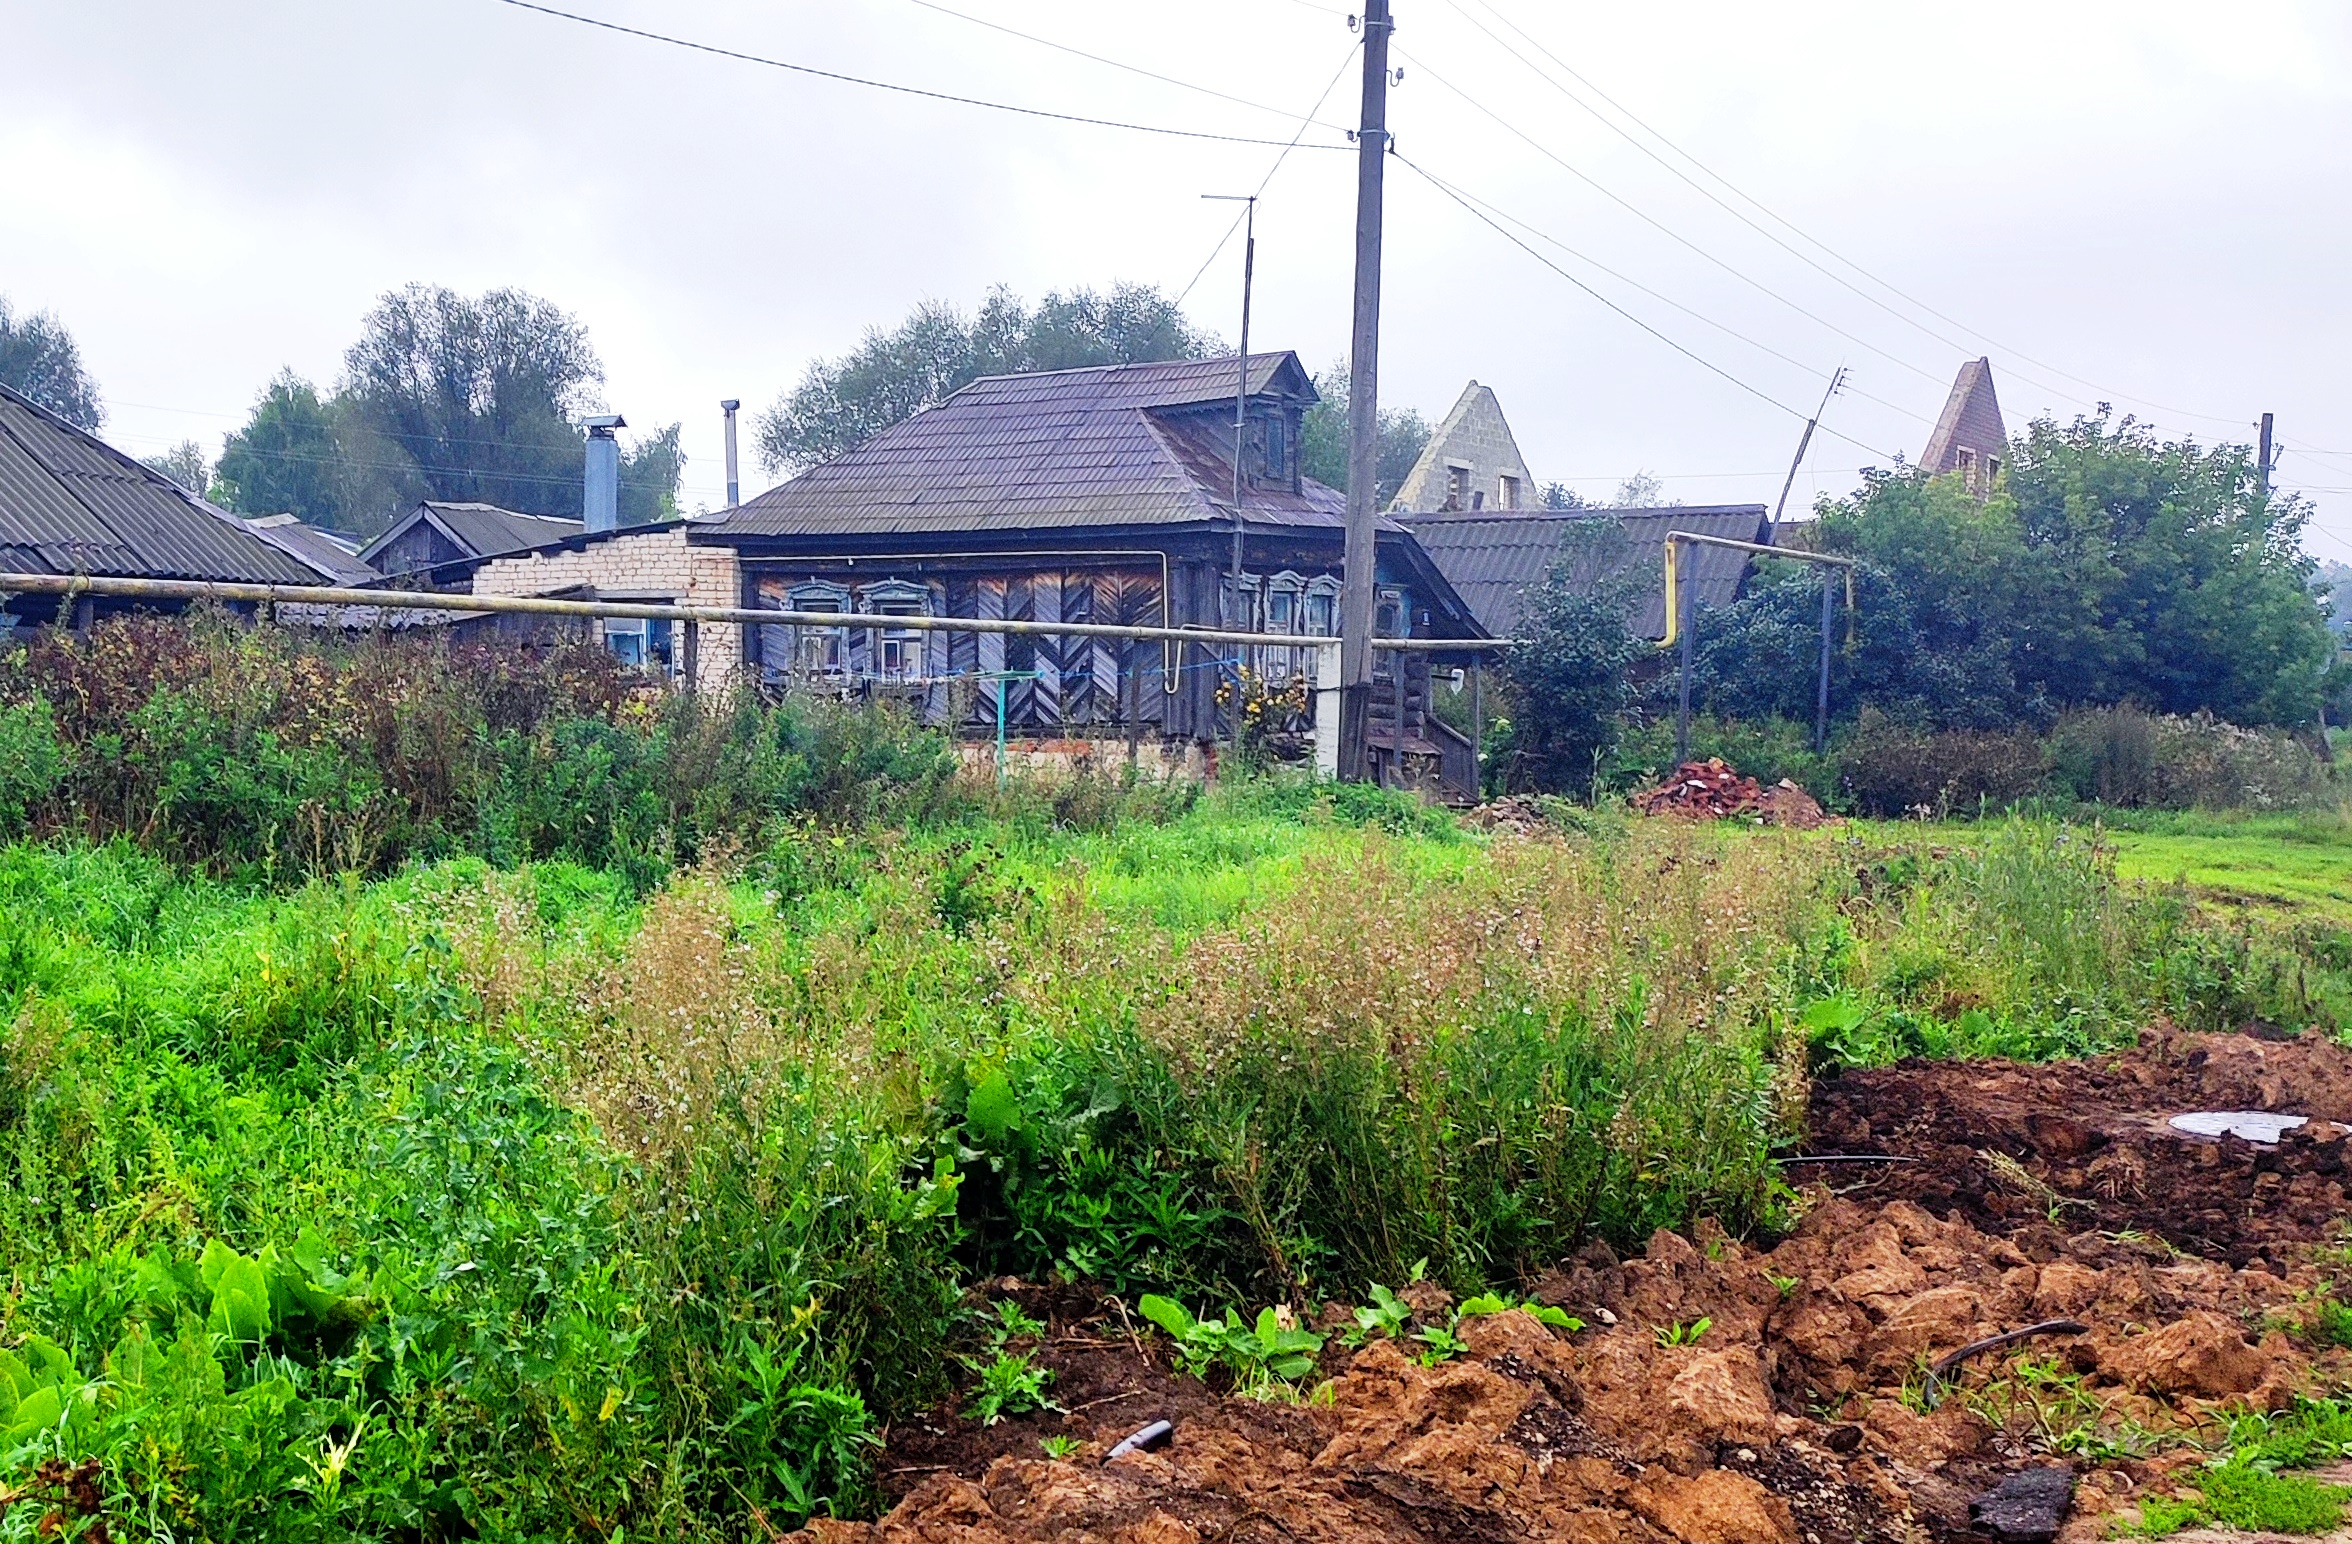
<box><xmin>798</xmin><ymin>1031</ymin><xmax>2352</xmax><ymax>1544</ymax></box>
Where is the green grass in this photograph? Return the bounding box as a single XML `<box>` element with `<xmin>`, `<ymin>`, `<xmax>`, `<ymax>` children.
<box><xmin>6</xmin><ymin>786</ymin><xmax>2351</xmax><ymax>1540</ymax></box>
<box><xmin>2121</xmin><ymin>1398</ymin><xmax>2352</xmax><ymax>1536</ymax></box>
<box><xmin>2101</xmin><ymin>809</ymin><xmax>2352</xmax><ymax>922</ymax></box>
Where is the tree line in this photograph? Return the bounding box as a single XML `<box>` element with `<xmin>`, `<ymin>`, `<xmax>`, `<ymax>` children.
<box><xmin>2</xmin><ymin>287</ymin><xmax>683</xmax><ymax>536</ymax></box>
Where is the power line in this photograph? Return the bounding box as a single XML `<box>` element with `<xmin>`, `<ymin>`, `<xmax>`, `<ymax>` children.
<box><xmin>1411</xmin><ymin>162</ymin><xmax>1934</xmax><ymax>430</ymax></box>
<box><xmin>491</xmin><ymin>0</ymin><xmax>1351</xmax><ymax>150</ymax></box>
<box><xmin>901</xmin><ymin>0</ymin><xmax>1348</xmax><ymax>134</ymax></box>
<box><xmin>1395</xmin><ymin>151</ymin><xmax>1899</xmax><ymax>463</ymax></box>
<box><xmin>1399</xmin><ymin>46</ymin><xmax>1956</xmax><ymax>399</ymax></box>
<box><xmin>1449</xmin><ymin>0</ymin><xmax>2258</xmax><ymax>433</ymax></box>
<box><xmin>1175</xmin><ymin>37</ymin><xmax>1362</xmax><ymax>307</ymax></box>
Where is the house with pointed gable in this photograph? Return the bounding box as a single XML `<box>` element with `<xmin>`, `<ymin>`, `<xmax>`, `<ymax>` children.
<box><xmin>1920</xmin><ymin>357</ymin><xmax>2009</xmax><ymax>497</ymax></box>
<box><xmin>1391</xmin><ymin>381</ymin><xmax>1536</xmax><ymax>514</ymax></box>
<box><xmin>678</xmin><ymin>351</ymin><xmax>1487</xmax><ymax>794</ymax></box>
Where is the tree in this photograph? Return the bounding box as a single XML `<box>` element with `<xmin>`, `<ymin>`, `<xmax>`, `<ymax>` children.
<box><xmin>340</xmin><ymin>284</ymin><xmax>602</xmax><ymax>517</ymax></box>
<box><xmin>141</xmin><ymin>440</ymin><xmax>212</xmax><ymax>496</ymax></box>
<box><xmin>211</xmin><ymin>286</ymin><xmax>684</xmax><ymax>536</ymax></box>
<box><xmin>214</xmin><ymin>372</ymin><xmax>354</xmax><ymax>526</ymax></box>
<box><xmin>1608</xmin><ymin>471</ymin><xmax>1665</xmax><ymax>508</ymax></box>
<box><xmin>1540</xmin><ymin>481</ymin><xmax>1588</xmax><ymax>510</ymax></box>
<box><xmin>1497</xmin><ymin>518</ymin><xmax>1648</xmax><ymax>794</ymax></box>
<box><xmin>617</xmin><ymin>423</ymin><xmax>686</xmax><ymax>526</ymax></box>
<box><xmin>2005</xmin><ymin>413</ymin><xmax>2334</xmax><ymax>726</ymax></box>
<box><xmin>1695</xmin><ymin>413</ymin><xmax>2338</xmax><ymax>729</ymax></box>
<box><xmin>0</xmin><ymin>296</ymin><xmax>103</xmax><ymax>430</ymax></box>
<box><xmin>1298</xmin><ymin>362</ymin><xmax>1430</xmax><ymax>505</ymax></box>
<box><xmin>757</xmin><ymin>283</ymin><xmax>1218</xmax><ymax>472</ymax></box>
<box><xmin>2320</xmin><ymin>560</ymin><xmax>2352</xmax><ymax>640</ymax></box>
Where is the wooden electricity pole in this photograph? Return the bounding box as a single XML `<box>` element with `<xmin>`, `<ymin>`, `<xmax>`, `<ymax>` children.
<box><xmin>2258</xmin><ymin>412</ymin><xmax>2275</xmax><ymax>497</ymax></box>
<box><xmin>1337</xmin><ymin>0</ymin><xmax>1393</xmax><ymax>782</ymax></box>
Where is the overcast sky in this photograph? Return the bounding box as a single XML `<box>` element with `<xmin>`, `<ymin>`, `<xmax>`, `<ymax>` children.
<box><xmin>7</xmin><ymin>0</ymin><xmax>2350</xmax><ymax>562</ymax></box>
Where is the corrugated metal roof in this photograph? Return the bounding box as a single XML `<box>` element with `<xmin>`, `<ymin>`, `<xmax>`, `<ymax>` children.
<box><xmin>242</xmin><ymin>515</ymin><xmax>382</xmax><ymax>585</ymax></box>
<box><xmin>708</xmin><ymin>353</ymin><xmax>1337</xmax><ymax>539</ymax></box>
<box><xmin>356</xmin><ymin>501</ymin><xmax>584</xmax><ymax>570</ymax></box>
<box><xmin>0</xmin><ymin>384</ymin><xmax>332</xmax><ymax>584</ymax></box>
<box><xmin>1399</xmin><ymin>505</ymin><xmax>1770</xmax><ymax>640</ymax></box>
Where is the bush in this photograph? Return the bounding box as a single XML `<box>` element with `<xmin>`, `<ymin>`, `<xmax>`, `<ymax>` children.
<box><xmin>2048</xmin><ymin>705</ymin><xmax>2338</xmax><ymax>810</ymax></box>
<box><xmin>0</xmin><ymin>697</ymin><xmax>64</xmax><ymax>834</ymax></box>
<box><xmin>1836</xmin><ymin>710</ymin><xmax>2051</xmax><ymax>817</ymax></box>
<box><xmin>1</xmin><ymin>612</ymin><xmax>962</xmax><ymax>883</ymax></box>
<box><xmin>1496</xmin><ymin>520</ymin><xmax>1648</xmax><ymax>797</ymax></box>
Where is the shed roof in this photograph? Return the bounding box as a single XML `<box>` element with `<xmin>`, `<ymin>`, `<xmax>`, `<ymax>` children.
<box><xmin>706</xmin><ymin>353</ymin><xmax>1353</xmax><ymax>540</ymax></box>
<box><xmin>241</xmin><ymin>514</ymin><xmax>381</xmax><ymax>586</ymax></box>
<box><xmin>0</xmin><ymin>383</ymin><xmax>334</xmax><ymax>585</ymax></box>
<box><xmin>1400</xmin><ymin>504</ymin><xmax>1770</xmax><ymax>640</ymax></box>
<box><xmin>357</xmin><ymin>501</ymin><xmax>584</xmax><ymax>570</ymax></box>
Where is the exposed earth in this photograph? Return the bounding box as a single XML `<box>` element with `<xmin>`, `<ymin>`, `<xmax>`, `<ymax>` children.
<box><xmin>795</xmin><ymin>1028</ymin><xmax>2352</xmax><ymax>1544</ymax></box>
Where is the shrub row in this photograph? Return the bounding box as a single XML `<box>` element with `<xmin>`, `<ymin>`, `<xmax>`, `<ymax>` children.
<box><xmin>0</xmin><ymin>612</ymin><xmax>965</xmax><ymax>884</ymax></box>
<box><xmin>1614</xmin><ymin>705</ymin><xmax>2342</xmax><ymax>818</ymax></box>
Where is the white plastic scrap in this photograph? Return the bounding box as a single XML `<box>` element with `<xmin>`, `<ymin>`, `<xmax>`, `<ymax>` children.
<box><xmin>2166</xmin><ymin>1110</ymin><xmax>2310</xmax><ymax>1145</ymax></box>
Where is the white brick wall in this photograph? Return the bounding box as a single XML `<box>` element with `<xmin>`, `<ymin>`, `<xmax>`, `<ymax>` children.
<box><xmin>468</xmin><ymin>525</ymin><xmax>743</xmax><ymax>687</ymax></box>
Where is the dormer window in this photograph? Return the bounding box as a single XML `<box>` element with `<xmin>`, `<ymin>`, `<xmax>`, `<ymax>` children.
<box><xmin>1262</xmin><ymin>412</ymin><xmax>1288</xmax><ymax>481</ymax></box>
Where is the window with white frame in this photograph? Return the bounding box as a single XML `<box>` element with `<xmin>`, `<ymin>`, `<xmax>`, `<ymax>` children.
<box><xmin>1303</xmin><ymin>576</ymin><xmax>1340</xmax><ymax>637</ymax></box>
<box><xmin>1263</xmin><ymin>572</ymin><xmax>1305</xmax><ymax>679</ymax></box>
<box><xmin>602</xmin><ymin>616</ymin><xmax>674</xmax><ymax>672</ymax></box>
<box><xmin>786</xmin><ymin>581</ymin><xmax>852</xmax><ymax>676</ymax></box>
<box><xmin>859</xmin><ymin>581</ymin><xmax>931</xmax><ymax>680</ymax></box>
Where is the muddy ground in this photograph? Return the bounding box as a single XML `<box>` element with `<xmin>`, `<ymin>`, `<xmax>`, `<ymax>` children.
<box><xmin>1810</xmin><ymin>1022</ymin><xmax>2352</xmax><ymax>1268</ymax></box>
<box><xmin>797</xmin><ymin>1028</ymin><xmax>2352</xmax><ymax>1544</ymax></box>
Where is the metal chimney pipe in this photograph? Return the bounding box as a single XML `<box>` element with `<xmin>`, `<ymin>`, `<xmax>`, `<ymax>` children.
<box><xmin>582</xmin><ymin>413</ymin><xmax>625</xmax><ymax>534</ymax></box>
<box><xmin>720</xmin><ymin>399</ymin><xmax>741</xmax><ymax>507</ymax></box>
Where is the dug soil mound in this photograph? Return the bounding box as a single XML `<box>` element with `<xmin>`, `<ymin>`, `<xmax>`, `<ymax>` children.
<box><xmin>1808</xmin><ymin>1024</ymin><xmax>2352</xmax><ymax>1268</ymax></box>
<box><xmin>802</xmin><ymin>1186</ymin><xmax>2352</xmax><ymax>1544</ymax></box>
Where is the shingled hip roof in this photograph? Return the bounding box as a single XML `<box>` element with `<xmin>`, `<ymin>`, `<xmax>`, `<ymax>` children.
<box><xmin>1401</xmin><ymin>505</ymin><xmax>1770</xmax><ymax>640</ymax></box>
<box><xmin>705</xmin><ymin>352</ymin><xmax>1368</xmax><ymax>539</ymax></box>
<box><xmin>0</xmin><ymin>383</ymin><xmax>333</xmax><ymax>585</ymax></box>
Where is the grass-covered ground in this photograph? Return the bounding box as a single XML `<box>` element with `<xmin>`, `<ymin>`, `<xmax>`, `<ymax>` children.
<box><xmin>2100</xmin><ymin>808</ymin><xmax>2352</xmax><ymax>922</ymax></box>
<box><xmin>4</xmin><ymin>783</ymin><xmax>2351</xmax><ymax>1539</ymax></box>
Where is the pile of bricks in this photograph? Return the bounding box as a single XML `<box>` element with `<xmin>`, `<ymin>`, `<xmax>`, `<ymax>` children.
<box><xmin>1631</xmin><ymin>758</ymin><xmax>1764</xmax><ymax>818</ymax></box>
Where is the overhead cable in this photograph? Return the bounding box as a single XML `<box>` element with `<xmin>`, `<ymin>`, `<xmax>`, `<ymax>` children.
<box><xmin>1413</xmin><ymin>163</ymin><xmax>1934</xmax><ymax>429</ymax></box>
<box><xmin>1395</xmin><ymin>151</ymin><xmax>1900</xmax><ymax>462</ymax></box>
<box><xmin>902</xmin><ymin>0</ymin><xmax>1349</xmax><ymax>134</ymax></box>
<box><xmin>491</xmin><ymin>0</ymin><xmax>1351</xmax><ymax>150</ymax></box>
<box><xmin>1398</xmin><ymin>46</ymin><xmax>1955</xmax><ymax>398</ymax></box>
<box><xmin>1453</xmin><ymin>0</ymin><xmax>2254</xmax><ymax>431</ymax></box>
<box><xmin>1175</xmin><ymin>37</ymin><xmax>1363</xmax><ymax>307</ymax></box>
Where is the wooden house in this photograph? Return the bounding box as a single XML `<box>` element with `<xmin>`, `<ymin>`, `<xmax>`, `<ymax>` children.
<box><xmin>690</xmin><ymin>353</ymin><xmax>1487</xmax><ymax>793</ymax></box>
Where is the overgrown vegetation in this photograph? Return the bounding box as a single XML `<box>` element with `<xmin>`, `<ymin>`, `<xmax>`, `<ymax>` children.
<box><xmin>3</xmin><ymin>620</ymin><xmax>2350</xmax><ymax>1537</ymax></box>
<box><xmin>1493</xmin><ymin>415</ymin><xmax>2351</xmax><ymax>814</ymax></box>
<box><xmin>0</xmin><ymin>613</ymin><xmax>964</xmax><ymax>885</ymax></box>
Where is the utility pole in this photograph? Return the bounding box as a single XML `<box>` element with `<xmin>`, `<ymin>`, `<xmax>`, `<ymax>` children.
<box><xmin>1338</xmin><ymin>0</ymin><xmax>1394</xmax><ymax>782</ymax></box>
<box><xmin>1204</xmin><ymin>193</ymin><xmax>1259</xmax><ymax>768</ymax></box>
<box><xmin>1769</xmin><ymin>367</ymin><xmax>1845</xmax><ymax>542</ymax></box>
<box><xmin>2258</xmin><ymin>412</ymin><xmax>2275</xmax><ymax>498</ymax></box>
